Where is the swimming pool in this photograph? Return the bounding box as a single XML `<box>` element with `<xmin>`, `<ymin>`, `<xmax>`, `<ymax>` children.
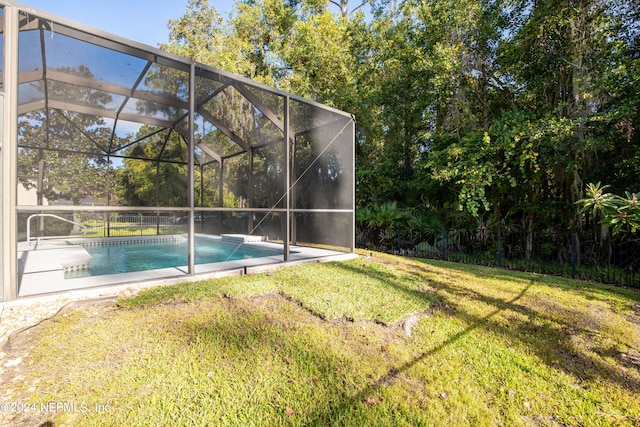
<box><xmin>64</xmin><ymin>236</ymin><xmax>285</xmax><ymax>278</ymax></box>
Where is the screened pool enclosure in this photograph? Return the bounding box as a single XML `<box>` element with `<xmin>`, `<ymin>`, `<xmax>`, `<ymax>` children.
<box><xmin>0</xmin><ymin>1</ymin><xmax>355</xmax><ymax>300</ymax></box>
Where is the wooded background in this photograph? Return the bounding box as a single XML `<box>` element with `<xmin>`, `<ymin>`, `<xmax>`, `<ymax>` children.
<box><xmin>35</xmin><ymin>0</ymin><xmax>637</xmax><ymax>278</ymax></box>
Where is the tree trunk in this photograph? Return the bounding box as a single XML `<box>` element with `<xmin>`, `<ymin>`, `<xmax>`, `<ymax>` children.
<box><xmin>71</xmin><ymin>211</ymin><xmax>83</xmax><ymax>235</ymax></box>
<box><xmin>525</xmin><ymin>214</ymin><xmax>533</xmax><ymax>261</ymax></box>
<box><xmin>569</xmin><ymin>5</ymin><xmax>590</xmax><ymax>208</ymax></box>
<box><xmin>600</xmin><ymin>223</ymin><xmax>612</xmax><ymax>265</ymax></box>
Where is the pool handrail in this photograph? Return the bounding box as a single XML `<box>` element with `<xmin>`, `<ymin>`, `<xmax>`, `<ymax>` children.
<box><xmin>27</xmin><ymin>214</ymin><xmax>88</xmax><ymax>245</ymax></box>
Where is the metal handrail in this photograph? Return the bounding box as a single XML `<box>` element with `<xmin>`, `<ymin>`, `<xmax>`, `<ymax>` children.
<box><xmin>27</xmin><ymin>214</ymin><xmax>87</xmax><ymax>245</ymax></box>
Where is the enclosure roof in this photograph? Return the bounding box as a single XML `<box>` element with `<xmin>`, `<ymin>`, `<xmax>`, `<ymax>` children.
<box><xmin>4</xmin><ymin>0</ymin><xmax>352</xmax><ymax>165</ymax></box>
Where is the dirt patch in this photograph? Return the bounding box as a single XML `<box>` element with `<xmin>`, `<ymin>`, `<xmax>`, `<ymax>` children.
<box><xmin>1</xmin><ymin>300</ymin><xmax>117</xmax><ymax>427</ymax></box>
<box><xmin>616</xmin><ymin>303</ymin><xmax>640</xmax><ymax>371</ymax></box>
<box><xmin>628</xmin><ymin>303</ymin><xmax>640</xmax><ymax>327</ymax></box>
<box><xmin>1</xmin><ymin>292</ymin><xmax>417</xmax><ymax>426</ymax></box>
<box><xmin>620</xmin><ymin>348</ymin><xmax>640</xmax><ymax>371</ymax></box>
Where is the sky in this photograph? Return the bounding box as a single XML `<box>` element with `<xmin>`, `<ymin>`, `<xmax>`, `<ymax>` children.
<box><xmin>18</xmin><ymin>0</ymin><xmax>236</xmax><ymax>47</ymax></box>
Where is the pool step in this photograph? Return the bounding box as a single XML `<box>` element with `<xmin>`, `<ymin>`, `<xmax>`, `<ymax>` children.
<box><xmin>221</xmin><ymin>234</ymin><xmax>266</xmax><ymax>244</ymax></box>
<box><xmin>18</xmin><ymin>245</ymin><xmax>92</xmax><ymax>274</ymax></box>
<box><xmin>60</xmin><ymin>247</ymin><xmax>92</xmax><ymax>272</ymax></box>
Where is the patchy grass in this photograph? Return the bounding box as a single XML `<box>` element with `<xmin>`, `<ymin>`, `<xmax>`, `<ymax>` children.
<box><xmin>121</xmin><ymin>255</ymin><xmax>435</xmax><ymax>324</ymax></box>
<box><xmin>1</xmin><ymin>252</ymin><xmax>639</xmax><ymax>426</ymax></box>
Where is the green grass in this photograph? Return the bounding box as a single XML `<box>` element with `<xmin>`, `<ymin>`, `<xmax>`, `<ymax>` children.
<box><xmin>427</xmin><ymin>248</ymin><xmax>640</xmax><ymax>288</ymax></box>
<box><xmin>2</xmin><ymin>252</ymin><xmax>639</xmax><ymax>426</ymax></box>
<box><xmin>83</xmin><ymin>226</ymin><xmax>177</xmax><ymax>238</ymax></box>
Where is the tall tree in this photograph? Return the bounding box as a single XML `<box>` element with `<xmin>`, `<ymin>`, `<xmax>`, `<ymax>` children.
<box><xmin>425</xmin><ymin>0</ymin><xmax>640</xmax><ymax>236</ymax></box>
<box><xmin>117</xmin><ymin>130</ymin><xmax>188</xmax><ymax>207</ymax></box>
<box><xmin>157</xmin><ymin>0</ymin><xmax>640</xmax><ymax>247</ymax></box>
<box><xmin>17</xmin><ymin>66</ymin><xmax>113</xmax><ymax>206</ymax></box>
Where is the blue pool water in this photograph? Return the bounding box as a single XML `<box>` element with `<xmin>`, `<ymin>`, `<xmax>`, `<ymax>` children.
<box><xmin>65</xmin><ymin>237</ymin><xmax>283</xmax><ymax>278</ymax></box>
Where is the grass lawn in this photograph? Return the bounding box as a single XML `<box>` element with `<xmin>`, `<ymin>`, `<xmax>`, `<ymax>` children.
<box><xmin>1</xmin><ymin>251</ymin><xmax>639</xmax><ymax>426</ymax></box>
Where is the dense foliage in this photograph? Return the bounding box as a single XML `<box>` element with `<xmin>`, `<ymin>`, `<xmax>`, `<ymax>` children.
<box><xmin>121</xmin><ymin>0</ymin><xmax>639</xmax><ymax>255</ymax></box>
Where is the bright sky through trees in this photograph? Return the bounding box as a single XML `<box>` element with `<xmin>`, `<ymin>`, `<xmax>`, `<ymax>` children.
<box><xmin>20</xmin><ymin>0</ymin><xmax>235</xmax><ymax>46</ymax></box>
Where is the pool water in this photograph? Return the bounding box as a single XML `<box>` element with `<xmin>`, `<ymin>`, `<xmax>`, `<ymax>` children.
<box><xmin>65</xmin><ymin>237</ymin><xmax>283</xmax><ymax>278</ymax></box>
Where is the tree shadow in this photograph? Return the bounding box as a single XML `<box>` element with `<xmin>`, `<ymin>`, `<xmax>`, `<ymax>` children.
<box><xmin>32</xmin><ymin>268</ymin><xmax>635</xmax><ymax>426</ymax></box>
<box><xmin>331</xmin><ymin>261</ymin><xmax>440</xmax><ymax>315</ymax></box>
<box><xmin>280</xmin><ymin>280</ymin><xmax>534</xmax><ymax>424</ymax></box>
<box><xmin>95</xmin><ymin>258</ymin><xmax>639</xmax><ymax>425</ymax></box>
<box><xmin>302</xmin><ymin>265</ymin><xmax>639</xmax><ymax>423</ymax></box>
<box><xmin>164</xmin><ymin>294</ymin><xmax>406</xmax><ymax>424</ymax></box>
<box><xmin>422</xmin><ymin>258</ymin><xmax>640</xmax><ymax>303</ymax></box>
<box><xmin>342</xmin><ymin>258</ymin><xmax>640</xmax><ymax>392</ymax></box>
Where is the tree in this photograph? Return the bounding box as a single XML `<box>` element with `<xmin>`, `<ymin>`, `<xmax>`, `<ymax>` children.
<box><xmin>163</xmin><ymin>0</ymin><xmax>239</xmax><ymax>73</ymax></box>
<box><xmin>117</xmin><ymin>129</ymin><xmax>188</xmax><ymax>207</ymax></box>
<box><xmin>496</xmin><ymin>0</ymin><xmax>637</xmax><ymax>228</ymax></box>
<box><xmin>425</xmin><ymin>0</ymin><xmax>639</xmax><ymax>235</ymax></box>
<box><xmin>17</xmin><ymin>66</ymin><xmax>113</xmax><ymax>206</ymax></box>
<box><xmin>159</xmin><ymin>0</ymin><xmax>640</xmax><ymax>253</ymax></box>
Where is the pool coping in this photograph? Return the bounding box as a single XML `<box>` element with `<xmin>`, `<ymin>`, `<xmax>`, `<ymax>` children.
<box><xmin>17</xmin><ymin>234</ymin><xmax>355</xmax><ymax>297</ymax></box>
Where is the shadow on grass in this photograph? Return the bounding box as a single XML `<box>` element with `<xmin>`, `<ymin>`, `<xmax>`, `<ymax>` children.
<box><xmin>164</xmin><ymin>294</ymin><xmax>398</xmax><ymax>425</ymax></box>
<box><xmin>424</xmin><ymin>258</ymin><xmax>640</xmax><ymax>302</ymax></box>
<box><xmin>291</xmin><ymin>259</ymin><xmax>640</xmax><ymax>420</ymax></box>
<box><xmin>330</xmin><ymin>261</ymin><xmax>439</xmax><ymax>317</ymax></box>
<box><xmin>118</xmin><ymin>257</ymin><xmax>639</xmax><ymax>424</ymax></box>
<box><xmin>372</xmin><ymin>279</ymin><xmax>533</xmax><ymax>383</ymax></box>
<box><xmin>360</xmin><ymin>257</ymin><xmax>640</xmax><ymax>392</ymax></box>
<box><xmin>297</xmin><ymin>280</ymin><xmax>535</xmax><ymax>423</ymax></box>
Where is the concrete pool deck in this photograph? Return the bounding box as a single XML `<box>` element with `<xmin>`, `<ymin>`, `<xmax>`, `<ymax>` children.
<box><xmin>17</xmin><ymin>235</ymin><xmax>356</xmax><ymax>297</ymax></box>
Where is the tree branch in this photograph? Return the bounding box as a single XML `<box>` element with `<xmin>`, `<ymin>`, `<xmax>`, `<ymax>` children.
<box><xmin>349</xmin><ymin>0</ymin><xmax>369</xmax><ymax>15</ymax></box>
